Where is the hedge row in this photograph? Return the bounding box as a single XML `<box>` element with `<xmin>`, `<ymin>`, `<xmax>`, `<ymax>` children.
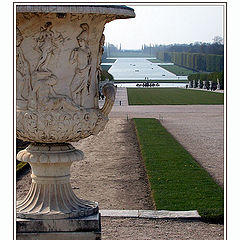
<box><xmin>157</xmin><ymin>52</ymin><xmax>224</xmax><ymax>72</ymax></box>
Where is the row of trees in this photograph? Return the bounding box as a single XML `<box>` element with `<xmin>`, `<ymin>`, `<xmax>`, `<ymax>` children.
<box><xmin>188</xmin><ymin>71</ymin><xmax>224</xmax><ymax>89</ymax></box>
<box><xmin>156</xmin><ymin>51</ymin><xmax>224</xmax><ymax>72</ymax></box>
<box><xmin>164</xmin><ymin>41</ymin><xmax>223</xmax><ymax>55</ymax></box>
<box><xmin>103</xmin><ymin>37</ymin><xmax>224</xmax><ymax>59</ymax></box>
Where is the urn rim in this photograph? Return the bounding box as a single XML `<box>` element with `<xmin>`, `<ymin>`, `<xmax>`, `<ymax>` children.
<box><xmin>16</xmin><ymin>4</ymin><xmax>135</xmax><ymax>18</ymax></box>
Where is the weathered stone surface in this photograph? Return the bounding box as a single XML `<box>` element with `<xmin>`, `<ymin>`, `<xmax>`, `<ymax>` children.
<box><xmin>138</xmin><ymin>210</ymin><xmax>201</xmax><ymax>219</ymax></box>
<box><xmin>17</xmin><ymin>232</ymin><xmax>101</xmax><ymax>240</ymax></box>
<box><xmin>16</xmin><ymin>143</ymin><xmax>98</xmax><ymax>220</ymax></box>
<box><xmin>16</xmin><ymin>8</ymin><xmax>121</xmax><ymax>143</ymax></box>
<box><xmin>17</xmin><ymin>213</ymin><xmax>101</xmax><ymax>232</ymax></box>
<box><xmin>99</xmin><ymin>210</ymin><xmax>201</xmax><ymax>219</ymax></box>
<box><xmin>16</xmin><ymin>4</ymin><xmax>135</xmax><ymax>223</ymax></box>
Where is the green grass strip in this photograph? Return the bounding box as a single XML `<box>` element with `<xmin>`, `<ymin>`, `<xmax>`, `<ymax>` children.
<box><xmin>101</xmin><ymin>65</ymin><xmax>112</xmax><ymax>71</ymax></box>
<box><xmin>134</xmin><ymin>118</ymin><xmax>224</xmax><ymax>223</ymax></box>
<box><xmin>127</xmin><ymin>88</ymin><xmax>224</xmax><ymax>105</ymax></box>
<box><xmin>159</xmin><ymin>64</ymin><xmax>197</xmax><ymax>76</ymax></box>
<box><xmin>102</xmin><ymin>58</ymin><xmax>116</xmax><ymax>63</ymax></box>
<box><xmin>147</xmin><ymin>59</ymin><xmax>165</xmax><ymax>63</ymax></box>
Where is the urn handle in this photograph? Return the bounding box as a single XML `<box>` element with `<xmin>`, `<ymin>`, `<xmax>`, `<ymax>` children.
<box><xmin>100</xmin><ymin>83</ymin><xmax>116</xmax><ymax>116</ymax></box>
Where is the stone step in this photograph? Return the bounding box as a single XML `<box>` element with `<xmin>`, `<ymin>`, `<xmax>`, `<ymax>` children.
<box><xmin>99</xmin><ymin>209</ymin><xmax>201</xmax><ymax>219</ymax></box>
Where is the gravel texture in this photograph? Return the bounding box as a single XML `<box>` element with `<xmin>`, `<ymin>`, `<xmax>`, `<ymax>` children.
<box><xmin>16</xmin><ymin>119</ymin><xmax>154</xmax><ymax>210</ymax></box>
<box><xmin>16</xmin><ymin>88</ymin><xmax>224</xmax><ymax>239</ymax></box>
<box><xmin>101</xmin><ymin>217</ymin><xmax>224</xmax><ymax>240</ymax></box>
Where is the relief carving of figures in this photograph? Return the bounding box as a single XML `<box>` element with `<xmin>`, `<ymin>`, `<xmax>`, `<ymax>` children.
<box><xmin>69</xmin><ymin>23</ymin><xmax>92</xmax><ymax>107</ymax></box>
<box><xmin>16</xmin><ymin>27</ymin><xmax>32</xmax><ymax>107</ymax></box>
<box><xmin>34</xmin><ymin>21</ymin><xmax>64</xmax><ymax>72</ymax></box>
<box><xmin>28</xmin><ymin>72</ymin><xmax>80</xmax><ymax>112</ymax></box>
<box><xmin>94</xmin><ymin>34</ymin><xmax>105</xmax><ymax>107</ymax></box>
<box><xmin>26</xmin><ymin>21</ymin><xmax>78</xmax><ymax>112</ymax></box>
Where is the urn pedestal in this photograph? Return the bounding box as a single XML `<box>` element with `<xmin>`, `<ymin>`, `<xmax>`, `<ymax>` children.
<box><xmin>16</xmin><ymin>5</ymin><xmax>135</xmax><ymax>239</ymax></box>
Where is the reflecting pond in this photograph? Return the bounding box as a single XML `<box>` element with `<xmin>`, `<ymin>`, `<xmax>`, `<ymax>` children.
<box><xmin>108</xmin><ymin>58</ymin><xmax>188</xmax><ymax>81</ymax></box>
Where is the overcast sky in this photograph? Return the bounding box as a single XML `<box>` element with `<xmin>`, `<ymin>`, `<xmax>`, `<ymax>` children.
<box><xmin>103</xmin><ymin>4</ymin><xmax>224</xmax><ymax>50</ymax></box>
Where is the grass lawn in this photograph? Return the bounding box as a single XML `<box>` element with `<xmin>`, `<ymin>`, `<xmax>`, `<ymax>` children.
<box><xmin>159</xmin><ymin>64</ymin><xmax>197</xmax><ymax>76</ymax></box>
<box><xmin>127</xmin><ymin>88</ymin><xmax>224</xmax><ymax>105</ymax></box>
<box><xmin>101</xmin><ymin>65</ymin><xmax>112</xmax><ymax>71</ymax></box>
<box><xmin>102</xmin><ymin>58</ymin><xmax>116</xmax><ymax>63</ymax></box>
<box><xmin>147</xmin><ymin>59</ymin><xmax>165</xmax><ymax>63</ymax></box>
<box><xmin>134</xmin><ymin>118</ymin><xmax>224</xmax><ymax>223</ymax></box>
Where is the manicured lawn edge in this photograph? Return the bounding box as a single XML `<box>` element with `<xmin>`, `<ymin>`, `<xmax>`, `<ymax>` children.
<box><xmin>127</xmin><ymin>88</ymin><xmax>224</xmax><ymax>105</ymax></box>
<box><xmin>159</xmin><ymin>64</ymin><xmax>197</xmax><ymax>76</ymax></box>
<box><xmin>133</xmin><ymin>118</ymin><xmax>224</xmax><ymax>224</ymax></box>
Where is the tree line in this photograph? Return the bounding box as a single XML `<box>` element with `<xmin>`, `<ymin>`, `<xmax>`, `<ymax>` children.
<box><xmin>103</xmin><ymin>38</ymin><xmax>223</xmax><ymax>59</ymax></box>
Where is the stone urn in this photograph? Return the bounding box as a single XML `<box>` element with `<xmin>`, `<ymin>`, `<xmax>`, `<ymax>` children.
<box><xmin>16</xmin><ymin>5</ymin><xmax>135</xmax><ymax>220</ymax></box>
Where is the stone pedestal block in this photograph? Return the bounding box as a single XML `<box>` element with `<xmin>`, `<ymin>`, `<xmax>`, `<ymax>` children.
<box><xmin>17</xmin><ymin>213</ymin><xmax>101</xmax><ymax>240</ymax></box>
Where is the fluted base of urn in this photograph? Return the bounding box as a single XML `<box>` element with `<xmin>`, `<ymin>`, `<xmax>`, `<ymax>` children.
<box><xmin>16</xmin><ymin>143</ymin><xmax>98</xmax><ymax>220</ymax></box>
<box><xmin>16</xmin><ymin>181</ymin><xmax>98</xmax><ymax>220</ymax></box>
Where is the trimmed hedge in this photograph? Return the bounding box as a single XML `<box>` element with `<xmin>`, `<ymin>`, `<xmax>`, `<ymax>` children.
<box><xmin>157</xmin><ymin>51</ymin><xmax>224</xmax><ymax>72</ymax></box>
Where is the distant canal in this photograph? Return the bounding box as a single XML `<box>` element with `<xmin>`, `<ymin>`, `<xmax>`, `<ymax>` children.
<box><xmin>107</xmin><ymin>58</ymin><xmax>188</xmax><ymax>81</ymax></box>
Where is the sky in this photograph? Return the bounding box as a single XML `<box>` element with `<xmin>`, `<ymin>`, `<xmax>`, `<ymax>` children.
<box><xmin>103</xmin><ymin>4</ymin><xmax>224</xmax><ymax>50</ymax></box>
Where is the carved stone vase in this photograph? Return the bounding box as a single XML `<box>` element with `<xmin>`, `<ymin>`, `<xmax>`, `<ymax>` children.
<box><xmin>16</xmin><ymin>5</ymin><xmax>135</xmax><ymax>220</ymax></box>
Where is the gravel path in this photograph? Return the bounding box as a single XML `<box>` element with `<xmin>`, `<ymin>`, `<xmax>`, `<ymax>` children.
<box><xmin>16</xmin><ymin>119</ymin><xmax>154</xmax><ymax>210</ymax></box>
<box><xmin>16</xmin><ymin>87</ymin><xmax>224</xmax><ymax>239</ymax></box>
<box><xmin>109</xmin><ymin>104</ymin><xmax>224</xmax><ymax>187</ymax></box>
<box><xmin>102</xmin><ymin>218</ymin><xmax>224</xmax><ymax>240</ymax></box>
<box><xmin>71</xmin><ymin>118</ymin><xmax>154</xmax><ymax>210</ymax></box>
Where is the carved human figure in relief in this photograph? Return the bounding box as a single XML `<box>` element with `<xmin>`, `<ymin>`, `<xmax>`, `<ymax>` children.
<box><xmin>69</xmin><ymin>23</ymin><xmax>92</xmax><ymax>107</ymax></box>
<box><xmin>34</xmin><ymin>22</ymin><xmax>58</xmax><ymax>72</ymax></box>
<box><xmin>94</xmin><ymin>34</ymin><xmax>105</xmax><ymax>107</ymax></box>
<box><xmin>16</xmin><ymin>27</ymin><xmax>32</xmax><ymax>107</ymax></box>
<box><xmin>28</xmin><ymin>72</ymin><xmax>80</xmax><ymax>112</ymax></box>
